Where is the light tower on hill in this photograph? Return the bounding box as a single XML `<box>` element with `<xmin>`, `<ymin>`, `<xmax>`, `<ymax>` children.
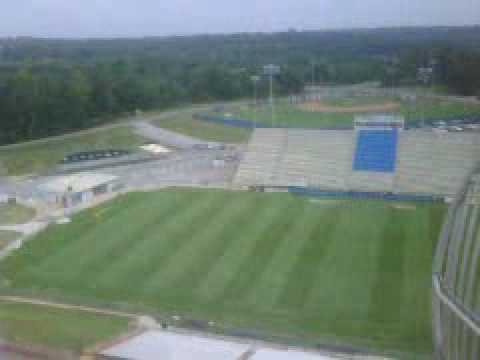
<box><xmin>263</xmin><ymin>64</ymin><xmax>280</xmax><ymax>127</ymax></box>
<box><xmin>250</xmin><ymin>75</ymin><xmax>261</xmax><ymax>128</ymax></box>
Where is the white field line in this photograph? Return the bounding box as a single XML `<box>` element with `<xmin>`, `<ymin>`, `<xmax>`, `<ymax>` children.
<box><xmin>0</xmin><ymin>295</ymin><xmax>138</xmax><ymax>319</ymax></box>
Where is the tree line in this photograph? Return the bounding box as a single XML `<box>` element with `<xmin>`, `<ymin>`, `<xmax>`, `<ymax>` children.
<box><xmin>0</xmin><ymin>26</ymin><xmax>479</xmax><ymax>145</ymax></box>
<box><xmin>0</xmin><ymin>59</ymin><xmax>307</xmax><ymax>145</ymax></box>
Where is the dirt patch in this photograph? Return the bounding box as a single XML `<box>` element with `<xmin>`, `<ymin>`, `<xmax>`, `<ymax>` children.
<box><xmin>308</xmin><ymin>199</ymin><xmax>346</xmax><ymax>208</ymax></box>
<box><xmin>391</xmin><ymin>203</ymin><xmax>417</xmax><ymax>211</ymax></box>
<box><xmin>298</xmin><ymin>101</ymin><xmax>401</xmax><ymax>113</ymax></box>
<box><xmin>0</xmin><ymin>342</ymin><xmax>76</xmax><ymax>360</ymax></box>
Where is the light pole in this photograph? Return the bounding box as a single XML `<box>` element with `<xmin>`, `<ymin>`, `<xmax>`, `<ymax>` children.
<box><xmin>311</xmin><ymin>60</ymin><xmax>316</xmax><ymax>87</ymax></box>
<box><xmin>250</xmin><ymin>75</ymin><xmax>260</xmax><ymax>128</ymax></box>
<box><xmin>310</xmin><ymin>60</ymin><xmax>316</xmax><ymax>111</ymax></box>
<box><xmin>263</xmin><ymin>64</ymin><xmax>280</xmax><ymax>127</ymax></box>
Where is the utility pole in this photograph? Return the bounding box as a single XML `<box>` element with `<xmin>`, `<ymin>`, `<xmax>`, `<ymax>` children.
<box><xmin>311</xmin><ymin>60</ymin><xmax>317</xmax><ymax>111</ymax></box>
<box><xmin>250</xmin><ymin>75</ymin><xmax>260</xmax><ymax>128</ymax></box>
<box><xmin>263</xmin><ymin>64</ymin><xmax>280</xmax><ymax>128</ymax></box>
<box><xmin>311</xmin><ymin>60</ymin><xmax>316</xmax><ymax>87</ymax></box>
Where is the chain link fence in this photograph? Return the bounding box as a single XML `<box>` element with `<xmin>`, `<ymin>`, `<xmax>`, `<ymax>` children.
<box><xmin>433</xmin><ymin>168</ymin><xmax>480</xmax><ymax>359</ymax></box>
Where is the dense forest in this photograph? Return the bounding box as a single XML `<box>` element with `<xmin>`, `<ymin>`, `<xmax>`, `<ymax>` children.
<box><xmin>0</xmin><ymin>26</ymin><xmax>479</xmax><ymax>145</ymax></box>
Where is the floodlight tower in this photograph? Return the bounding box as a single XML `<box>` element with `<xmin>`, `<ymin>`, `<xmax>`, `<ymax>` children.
<box><xmin>263</xmin><ymin>64</ymin><xmax>280</xmax><ymax>127</ymax></box>
<box><xmin>310</xmin><ymin>60</ymin><xmax>317</xmax><ymax>111</ymax></box>
<box><xmin>311</xmin><ymin>60</ymin><xmax>316</xmax><ymax>87</ymax></box>
<box><xmin>250</xmin><ymin>75</ymin><xmax>261</xmax><ymax>128</ymax></box>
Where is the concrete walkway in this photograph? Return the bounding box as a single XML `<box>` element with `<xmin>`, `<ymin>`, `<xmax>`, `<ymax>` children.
<box><xmin>0</xmin><ymin>221</ymin><xmax>47</xmax><ymax>235</ymax></box>
<box><xmin>133</xmin><ymin>121</ymin><xmax>218</xmax><ymax>149</ymax></box>
<box><xmin>0</xmin><ymin>221</ymin><xmax>49</xmax><ymax>261</ymax></box>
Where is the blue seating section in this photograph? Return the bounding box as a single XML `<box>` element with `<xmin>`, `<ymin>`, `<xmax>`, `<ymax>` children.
<box><xmin>353</xmin><ymin>130</ymin><xmax>398</xmax><ymax>173</ymax></box>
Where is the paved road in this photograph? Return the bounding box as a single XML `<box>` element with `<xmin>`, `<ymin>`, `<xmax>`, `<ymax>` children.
<box><xmin>0</xmin><ymin>106</ymin><xmax>206</xmax><ymax>152</ymax></box>
<box><xmin>0</xmin><ymin>222</ymin><xmax>47</xmax><ymax>235</ymax></box>
<box><xmin>133</xmin><ymin>121</ymin><xmax>218</xmax><ymax>149</ymax></box>
<box><xmin>103</xmin><ymin>149</ymin><xmax>239</xmax><ymax>190</ymax></box>
<box><xmin>0</xmin><ymin>146</ymin><xmax>241</xmax><ymax>204</ymax></box>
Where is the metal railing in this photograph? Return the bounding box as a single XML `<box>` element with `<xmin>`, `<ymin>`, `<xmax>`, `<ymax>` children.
<box><xmin>433</xmin><ymin>168</ymin><xmax>480</xmax><ymax>359</ymax></box>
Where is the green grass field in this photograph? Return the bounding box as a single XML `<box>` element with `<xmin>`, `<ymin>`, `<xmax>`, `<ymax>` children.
<box><xmin>228</xmin><ymin>97</ymin><xmax>480</xmax><ymax>128</ymax></box>
<box><xmin>321</xmin><ymin>96</ymin><xmax>394</xmax><ymax>107</ymax></box>
<box><xmin>154</xmin><ymin>111</ymin><xmax>251</xmax><ymax>143</ymax></box>
<box><xmin>0</xmin><ymin>189</ymin><xmax>446</xmax><ymax>355</ymax></box>
<box><xmin>0</xmin><ymin>300</ymin><xmax>129</xmax><ymax>351</ymax></box>
<box><xmin>0</xmin><ymin>203</ymin><xmax>36</xmax><ymax>225</ymax></box>
<box><xmin>233</xmin><ymin>102</ymin><xmax>352</xmax><ymax>128</ymax></box>
<box><xmin>0</xmin><ymin>126</ymin><xmax>146</xmax><ymax>176</ymax></box>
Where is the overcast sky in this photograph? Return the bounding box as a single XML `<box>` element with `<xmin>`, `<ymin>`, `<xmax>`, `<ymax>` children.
<box><xmin>1</xmin><ymin>0</ymin><xmax>479</xmax><ymax>38</ymax></box>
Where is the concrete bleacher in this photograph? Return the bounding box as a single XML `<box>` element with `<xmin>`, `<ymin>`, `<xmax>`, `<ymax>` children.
<box><xmin>234</xmin><ymin>128</ymin><xmax>480</xmax><ymax>196</ymax></box>
<box><xmin>347</xmin><ymin>170</ymin><xmax>395</xmax><ymax>193</ymax></box>
<box><xmin>277</xmin><ymin>130</ymin><xmax>354</xmax><ymax>189</ymax></box>
<box><xmin>235</xmin><ymin>129</ymin><xmax>354</xmax><ymax>189</ymax></box>
<box><xmin>234</xmin><ymin>129</ymin><xmax>288</xmax><ymax>186</ymax></box>
<box><xmin>395</xmin><ymin>132</ymin><xmax>480</xmax><ymax>195</ymax></box>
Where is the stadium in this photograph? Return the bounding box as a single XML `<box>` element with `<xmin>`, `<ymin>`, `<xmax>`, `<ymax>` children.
<box><xmin>0</xmin><ymin>89</ymin><xmax>479</xmax><ymax>359</ymax></box>
<box><xmin>235</xmin><ymin>117</ymin><xmax>479</xmax><ymax>196</ymax></box>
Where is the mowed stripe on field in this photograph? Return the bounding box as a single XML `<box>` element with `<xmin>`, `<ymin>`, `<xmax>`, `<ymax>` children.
<box><xmin>219</xmin><ymin>198</ymin><xmax>298</xmax><ymax>303</ymax></box>
<box><xmin>77</xmin><ymin>193</ymin><xmax>202</xmax><ymax>290</ymax></box>
<box><xmin>245</xmin><ymin>203</ymin><xmax>332</xmax><ymax>311</ymax></box>
<box><xmin>13</xmin><ymin>194</ymin><xmax>150</xmax><ymax>285</ymax></box>
<box><xmin>366</xmin><ymin>207</ymin><xmax>409</xmax><ymax>336</ymax></box>
<box><xmin>32</xmin><ymin>196</ymin><xmax>153</xmax><ymax>271</ymax></box>
<box><xmin>277</xmin><ymin>204</ymin><xmax>341</xmax><ymax>311</ymax></box>
<box><xmin>195</xmin><ymin>194</ymin><xmax>288</xmax><ymax>302</ymax></box>
<box><xmin>145</xmin><ymin>193</ymin><xmax>255</xmax><ymax>295</ymax></box>
<box><xmin>302</xmin><ymin>201</ymin><xmax>386</xmax><ymax>327</ymax></box>
<box><xmin>398</xmin><ymin>205</ymin><xmax>441</xmax><ymax>351</ymax></box>
<box><xmin>138</xmin><ymin>192</ymin><xmax>233</xmax><ymax>297</ymax></box>
<box><xmin>91</xmin><ymin>191</ymin><xmax>202</xmax><ymax>291</ymax></box>
<box><xmin>0</xmin><ymin>190</ymin><xmax>446</xmax><ymax>354</ymax></box>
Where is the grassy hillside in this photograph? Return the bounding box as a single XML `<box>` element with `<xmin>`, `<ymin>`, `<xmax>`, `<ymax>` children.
<box><xmin>0</xmin><ymin>231</ymin><xmax>20</xmax><ymax>251</ymax></box>
<box><xmin>0</xmin><ymin>189</ymin><xmax>446</xmax><ymax>355</ymax></box>
<box><xmin>0</xmin><ymin>300</ymin><xmax>129</xmax><ymax>352</ymax></box>
<box><xmin>0</xmin><ymin>126</ymin><xmax>146</xmax><ymax>176</ymax></box>
<box><xmin>0</xmin><ymin>204</ymin><xmax>36</xmax><ymax>225</ymax></box>
<box><xmin>154</xmin><ymin>111</ymin><xmax>251</xmax><ymax>143</ymax></box>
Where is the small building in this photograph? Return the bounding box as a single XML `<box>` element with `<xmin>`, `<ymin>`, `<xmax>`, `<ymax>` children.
<box><xmin>354</xmin><ymin>114</ymin><xmax>405</xmax><ymax>131</ymax></box>
<box><xmin>417</xmin><ymin>66</ymin><xmax>434</xmax><ymax>84</ymax></box>
<box><xmin>39</xmin><ymin>172</ymin><xmax>118</xmax><ymax>208</ymax></box>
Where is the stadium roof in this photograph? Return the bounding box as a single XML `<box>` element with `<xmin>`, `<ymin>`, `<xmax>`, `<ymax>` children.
<box><xmin>100</xmin><ymin>330</ymin><xmax>334</xmax><ymax>360</ymax></box>
<box><xmin>40</xmin><ymin>172</ymin><xmax>117</xmax><ymax>194</ymax></box>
